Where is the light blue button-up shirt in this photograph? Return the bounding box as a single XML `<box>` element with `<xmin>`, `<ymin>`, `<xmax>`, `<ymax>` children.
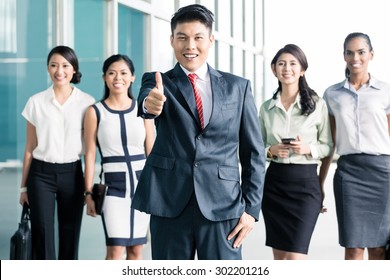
<box><xmin>323</xmin><ymin>75</ymin><xmax>390</xmax><ymax>156</ymax></box>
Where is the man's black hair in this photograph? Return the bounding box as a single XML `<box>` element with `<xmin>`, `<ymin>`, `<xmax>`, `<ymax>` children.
<box><xmin>170</xmin><ymin>4</ymin><xmax>214</xmax><ymax>35</ymax></box>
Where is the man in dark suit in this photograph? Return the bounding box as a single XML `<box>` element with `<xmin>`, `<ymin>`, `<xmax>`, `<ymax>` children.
<box><xmin>132</xmin><ymin>4</ymin><xmax>265</xmax><ymax>260</ymax></box>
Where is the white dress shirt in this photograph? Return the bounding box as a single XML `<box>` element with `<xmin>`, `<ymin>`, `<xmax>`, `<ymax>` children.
<box><xmin>324</xmin><ymin>76</ymin><xmax>390</xmax><ymax>156</ymax></box>
<box><xmin>180</xmin><ymin>63</ymin><xmax>212</xmax><ymax>127</ymax></box>
<box><xmin>22</xmin><ymin>86</ymin><xmax>95</xmax><ymax>163</ymax></box>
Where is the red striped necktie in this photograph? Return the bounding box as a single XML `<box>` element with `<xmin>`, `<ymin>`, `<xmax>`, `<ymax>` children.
<box><xmin>188</xmin><ymin>73</ymin><xmax>204</xmax><ymax>130</ymax></box>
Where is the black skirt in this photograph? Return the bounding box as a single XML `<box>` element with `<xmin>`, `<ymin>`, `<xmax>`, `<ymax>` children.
<box><xmin>262</xmin><ymin>162</ymin><xmax>321</xmax><ymax>254</ymax></box>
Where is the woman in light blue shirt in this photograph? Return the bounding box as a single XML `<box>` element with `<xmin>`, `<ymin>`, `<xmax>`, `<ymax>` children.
<box><xmin>323</xmin><ymin>32</ymin><xmax>390</xmax><ymax>260</ymax></box>
<box><xmin>259</xmin><ymin>44</ymin><xmax>333</xmax><ymax>260</ymax></box>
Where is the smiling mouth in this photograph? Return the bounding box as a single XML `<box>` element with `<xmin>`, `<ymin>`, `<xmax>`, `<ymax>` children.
<box><xmin>184</xmin><ymin>54</ymin><xmax>198</xmax><ymax>59</ymax></box>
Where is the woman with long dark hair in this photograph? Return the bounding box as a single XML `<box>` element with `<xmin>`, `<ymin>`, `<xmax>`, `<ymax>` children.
<box><xmin>259</xmin><ymin>44</ymin><xmax>333</xmax><ymax>259</ymax></box>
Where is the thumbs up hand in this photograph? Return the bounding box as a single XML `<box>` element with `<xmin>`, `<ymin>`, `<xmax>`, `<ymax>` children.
<box><xmin>144</xmin><ymin>72</ymin><xmax>166</xmax><ymax>116</ymax></box>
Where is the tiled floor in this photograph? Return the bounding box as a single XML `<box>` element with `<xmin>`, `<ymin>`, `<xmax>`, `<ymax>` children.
<box><xmin>0</xmin><ymin>163</ymin><xmax>344</xmax><ymax>260</ymax></box>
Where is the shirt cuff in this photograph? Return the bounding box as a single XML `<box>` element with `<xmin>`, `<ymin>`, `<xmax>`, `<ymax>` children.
<box><xmin>308</xmin><ymin>144</ymin><xmax>319</xmax><ymax>159</ymax></box>
<box><xmin>142</xmin><ymin>98</ymin><xmax>149</xmax><ymax>114</ymax></box>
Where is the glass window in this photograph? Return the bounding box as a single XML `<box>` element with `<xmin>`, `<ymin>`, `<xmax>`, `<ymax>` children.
<box><xmin>232</xmin><ymin>0</ymin><xmax>243</xmax><ymax>41</ymax></box>
<box><xmin>208</xmin><ymin>41</ymin><xmax>216</xmax><ymax>69</ymax></box>
<box><xmin>178</xmin><ymin>0</ymin><xmax>196</xmax><ymax>8</ymax></box>
<box><xmin>244</xmin><ymin>0</ymin><xmax>254</xmax><ymax>45</ymax></box>
<box><xmin>0</xmin><ymin>0</ymin><xmax>17</xmax><ymax>53</ymax></box>
<box><xmin>244</xmin><ymin>50</ymin><xmax>254</xmax><ymax>90</ymax></box>
<box><xmin>118</xmin><ymin>5</ymin><xmax>146</xmax><ymax>98</ymax></box>
<box><xmin>254</xmin><ymin>0</ymin><xmax>264</xmax><ymax>49</ymax></box>
<box><xmin>254</xmin><ymin>54</ymin><xmax>264</xmax><ymax>107</ymax></box>
<box><xmin>216</xmin><ymin>41</ymin><xmax>230</xmax><ymax>72</ymax></box>
<box><xmin>0</xmin><ymin>0</ymin><xmax>54</xmax><ymax>163</ymax></box>
<box><xmin>216</xmin><ymin>0</ymin><xmax>231</xmax><ymax>36</ymax></box>
<box><xmin>200</xmin><ymin>0</ymin><xmax>215</xmax><ymax>13</ymax></box>
<box><xmin>74</xmin><ymin>0</ymin><xmax>105</xmax><ymax>100</ymax></box>
<box><xmin>154</xmin><ymin>18</ymin><xmax>174</xmax><ymax>72</ymax></box>
<box><xmin>152</xmin><ymin>0</ymin><xmax>174</xmax><ymax>16</ymax></box>
<box><xmin>232</xmin><ymin>47</ymin><xmax>243</xmax><ymax>77</ymax></box>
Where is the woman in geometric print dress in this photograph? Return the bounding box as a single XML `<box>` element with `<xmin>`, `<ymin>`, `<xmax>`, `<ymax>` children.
<box><xmin>83</xmin><ymin>54</ymin><xmax>155</xmax><ymax>260</ymax></box>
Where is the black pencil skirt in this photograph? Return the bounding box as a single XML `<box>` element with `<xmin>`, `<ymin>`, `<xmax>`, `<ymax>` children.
<box><xmin>262</xmin><ymin>162</ymin><xmax>321</xmax><ymax>254</ymax></box>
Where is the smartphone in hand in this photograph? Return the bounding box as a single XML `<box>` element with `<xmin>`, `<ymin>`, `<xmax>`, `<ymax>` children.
<box><xmin>281</xmin><ymin>138</ymin><xmax>295</xmax><ymax>144</ymax></box>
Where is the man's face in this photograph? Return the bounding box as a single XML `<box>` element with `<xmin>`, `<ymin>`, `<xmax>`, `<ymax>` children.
<box><xmin>170</xmin><ymin>20</ymin><xmax>214</xmax><ymax>73</ymax></box>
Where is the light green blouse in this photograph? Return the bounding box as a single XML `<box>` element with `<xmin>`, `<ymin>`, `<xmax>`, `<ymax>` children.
<box><xmin>259</xmin><ymin>93</ymin><xmax>333</xmax><ymax>164</ymax></box>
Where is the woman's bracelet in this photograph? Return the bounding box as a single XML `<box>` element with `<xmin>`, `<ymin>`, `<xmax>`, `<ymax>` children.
<box><xmin>20</xmin><ymin>187</ymin><xmax>27</xmax><ymax>193</ymax></box>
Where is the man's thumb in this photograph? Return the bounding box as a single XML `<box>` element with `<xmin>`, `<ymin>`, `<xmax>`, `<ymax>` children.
<box><xmin>155</xmin><ymin>72</ymin><xmax>163</xmax><ymax>91</ymax></box>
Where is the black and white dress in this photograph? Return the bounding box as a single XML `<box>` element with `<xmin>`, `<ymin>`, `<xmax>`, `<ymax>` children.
<box><xmin>93</xmin><ymin>100</ymin><xmax>150</xmax><ymax>246</ymax></box>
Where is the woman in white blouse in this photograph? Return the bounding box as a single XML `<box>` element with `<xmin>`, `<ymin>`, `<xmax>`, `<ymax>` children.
<box><xmin>19</xmin><ymin>46</ymin><xmax>95</xmax><ymax>259</ymax></box>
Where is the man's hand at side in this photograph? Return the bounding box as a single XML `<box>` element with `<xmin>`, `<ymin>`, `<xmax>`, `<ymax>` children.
<box><xmin>227</xmin><ymin>212</ymin><xmax>255</xmax><ymax>248</ymax></box>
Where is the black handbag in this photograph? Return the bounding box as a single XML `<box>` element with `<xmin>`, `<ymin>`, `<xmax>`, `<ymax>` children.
<box><xmin>10</xmin><ymin>203</ymin><xmax>32</xmax><ymax>260</ymax></box>
<box><xmin>92</xmin><ymin>183</ymin><xmax>107</xmax><ymax>215</ymax></box>
<box><xmin>386</xmin><ymin>236</ymin><xmax>390</xmax><ymax>260</ymax></box>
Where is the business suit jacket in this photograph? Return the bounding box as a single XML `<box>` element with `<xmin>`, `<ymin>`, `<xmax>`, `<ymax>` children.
<box><xmin>132</xmin><ymin>63</ymin><xmax>265</xmax><ymax>222</ymax></box>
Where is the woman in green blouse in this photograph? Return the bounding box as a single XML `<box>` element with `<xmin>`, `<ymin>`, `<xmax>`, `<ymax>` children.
<box><xmin>259</xmin><ymin>44</ymin><xmax>333</xmax><ymax>260</ymax></box>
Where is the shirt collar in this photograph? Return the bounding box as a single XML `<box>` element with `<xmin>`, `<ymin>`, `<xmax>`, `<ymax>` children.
<box><xmin>180</xmin><ymin>63</ymin><xmax>209</xmax><ymax>81</ymax></box>
<box><xmin>46</xmin><ymin>85</ymin><xmax>55</xmax><ymax>102</ymax></box>
<box><xmin>46</xmin><ymin>85</ymin><xmax>77</xmax><ymax>104</ymax></box>
<box><xmin>268</xmin><ymin>91</ymin><xmax>301</xmax><ymax>110</ymax></box>
<box><xmin>367</xmin><ymin>75</ymin><xmax>382</xmax><ymax>89</ymax></box>
<box><xmin>342</xmin><ymin>74</ymin><xmax>382</xmax><ymax>91</ymax></box>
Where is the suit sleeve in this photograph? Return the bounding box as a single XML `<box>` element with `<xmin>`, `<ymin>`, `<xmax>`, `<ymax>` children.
<box><xmin>238</xmin><ymin>80</ymin><xmax>266</xmax><ymax>221</ymax></box>
<box><xmin>137</xmin><ymin>71</ymin><xmax>158</xmax><ymax>119</ymax></box>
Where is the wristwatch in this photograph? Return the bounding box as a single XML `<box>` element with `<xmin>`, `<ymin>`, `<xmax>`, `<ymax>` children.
<box><xmin>84</xmin><ymin>191</ymin><xmax>93</xmax><ymax>197</ymax></box>
<box><xmin>267</xmin><ymin>148</ymin><xmax>277</xmax><ymax>159</ymax></box>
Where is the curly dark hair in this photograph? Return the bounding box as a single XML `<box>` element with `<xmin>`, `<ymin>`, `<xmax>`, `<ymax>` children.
<box><xmin>271</xmin><ymin>44</ymin><xmax>318</xmax><ymax>116</ymax></box>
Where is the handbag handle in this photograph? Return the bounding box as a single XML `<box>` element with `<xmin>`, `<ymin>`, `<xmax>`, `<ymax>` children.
<box><xmin>21</xmin><ymin>203</ymin><xmax>30</xmax><ymax>222</ymax></box>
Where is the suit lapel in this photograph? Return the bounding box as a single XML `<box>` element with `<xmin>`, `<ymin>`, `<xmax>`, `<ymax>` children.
<box><xmin>171</xmin><ymin>63</ymin><xmax>226</xmax><ymax>130</ymax></box>
<box><xmin>172</xmin><ymin>64</ymin><xmax>200</xmax><ymax>126</ymax></box>
<box><xmin>207</xmin><ymin>65</ymin><xmax>225</xmax><ymax>130</ymax></box>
